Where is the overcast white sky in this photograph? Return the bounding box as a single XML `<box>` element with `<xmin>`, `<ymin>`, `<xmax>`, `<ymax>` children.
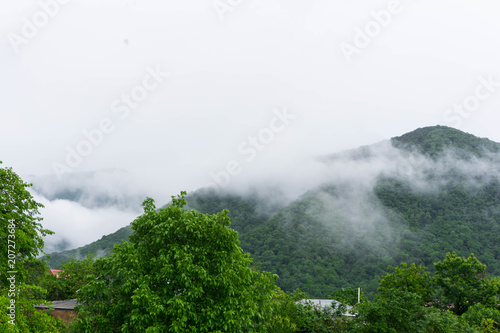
<box><xmin>2</xmin><ymin>0</ymin><xmax>500</xmax><ymax>251</ymax></box>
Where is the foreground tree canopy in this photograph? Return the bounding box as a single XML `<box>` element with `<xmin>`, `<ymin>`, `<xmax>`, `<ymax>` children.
<box><xmin>0</xmin><ymin>163</ymin><xmax>65</xmax><ymax>332</ymax></box>
<box><xmin>434</xmin><ymin>252</ymin><xmax>500</xmax><ymax>316</ymax></box>
<box><xmin>0</xmin><ymin>161</ymin><xmax>53</xmax><ymax>286</ymax></box>
<box><xmin>76</xmin><ymin>192</ymin><xmax>277</xmax><ymax>332</ymax></box>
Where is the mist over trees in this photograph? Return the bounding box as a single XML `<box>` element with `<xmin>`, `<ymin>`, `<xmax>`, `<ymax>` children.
<box><xmin>2</xmin><ymin>126</ymin><xmax>500</xmax><ymax>332</ymax></box>
<box><xmin>43</xmin><ymin>127</ymin><xmax>500</xmax><ymax>299</ymax></box>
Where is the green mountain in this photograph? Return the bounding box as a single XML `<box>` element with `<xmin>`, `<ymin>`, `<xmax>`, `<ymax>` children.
<box><xmin>44</xmin><ymin>225</ymin><xmax>133</xmax><ymax>268</ymax></box>
<box><xmin>391</xmin><ymin>125</ymin><xmax>500</xmax><ymax>157</ymax></box>
<box><xmin>44</xmin><ymin>126</ymin><xmax>500</xmax><ymax>298</ymax></box>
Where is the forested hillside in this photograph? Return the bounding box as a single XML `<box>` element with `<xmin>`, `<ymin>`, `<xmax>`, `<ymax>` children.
<box><xmin>44</xmin><ymin>225</ymin><xmax>133</xmax><ymax>268</ymax></box>
<box><xmin>44</xmin><ymin>126</ymin><xmax>500</xmax><ymax>298</ymax></box>
<box><xmin>391</xmin><ymin>124</ymin><xmax>500</xmax><ymax>157</ymax></box>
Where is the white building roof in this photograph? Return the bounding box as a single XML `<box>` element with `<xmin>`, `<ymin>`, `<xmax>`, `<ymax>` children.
<box><xmin>298</xmin><ymin>299</ymin><xmax>356</xmax><ymax>317</ymax></box>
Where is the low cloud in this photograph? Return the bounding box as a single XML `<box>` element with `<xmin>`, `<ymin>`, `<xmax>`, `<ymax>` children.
<box><xmin>28</xmin><ymin>135</ymin><xmax>500</xmax><ymax>255</ymax></box>
<box><xmin>27</xmin><ymin>169</ymin><xmax>150</xmax><ymax>254</ymax></box>
<box><xmin>27</xmin><ymin>169</ymin><xmax>152</xmax><ymax>210</ymax></box>
<box><xmin>32</xmin><ymin>192</ymin><xmax>138</xmax><ymax>254</ymax></box>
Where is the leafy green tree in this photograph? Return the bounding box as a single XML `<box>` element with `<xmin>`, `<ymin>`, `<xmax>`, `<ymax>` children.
<box><xmin>41</xmin><ymin>254</ymin><xmax>96</xmax><ymax>301</ymax></box>
<box><xmin>0</xmin><ymin>163</ymin><xmax>66</xmax><ymax>332</ymax></box>
<box><xmin>294</xmin><ymin>301</ymin><xmax>339</xmax><ymax>333</ymax></box>
<box><xmin>421</xmin><ymin>307</ymin><xmax>478</xmax><ymax>333</ymax></box>
<box><xmin>76</xmin><ymin>192</ymin><xmax>277</xmax><ymax>332</ymax></box>
<box><xmin>378</xmin><ymin>263</ymin><xmax>433</xmax><ymax>305</ymax></box>
<box><xmin>262</xmin><ymin>288</ymin><xmax>355</xmax><ymax>333</ymax></box>
<box><xmin>330</xmin><ymin>286</ymin><xmax>367</xmax><ymax>306</ymax></box>
<box><xmin>434</xmin><ymin>253</ymin><xmax>500</xmax><ymax>315</ymax></box>
<box><xmin>355</xmin><ymin>289</ymin><xmax>426</xmax><ymax>333</ymax></box>
<box><xmin>479</xmin><ymin>319</ymin><xmax>500</xmax><ymax>333</ymax></box>
<box><xmin>22</xmin><ymin>258</ymin><xmax>50</xmax><ymax>287</ymax></box>
<box><xmin>0</xmin><ymin>162</ymin><xmax>53</xmax><ymax>286</ymax></box>
<box><xmin>39</xmin><ymin>273</ymin><xmax>67</xmax><ymax>302</ymax></box>
<box><xmin>462</xmin><ymin>304</ymin><xmax>500</xmax><ymax>331</ymax></box>
<box><xmin>263</xmin><ymin>288</ymin><xmax>305</xmax><ymax>333</ymax></box>
<box><xmin>0</xmin><ymin>285</ymin><xmax>67</xmax><ymax>333</ymax></box>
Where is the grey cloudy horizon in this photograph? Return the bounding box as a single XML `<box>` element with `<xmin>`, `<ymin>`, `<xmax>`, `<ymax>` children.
<box><xmin>2</xmin><ymin>0</ymin><xmax>500</xmax><ymax>252</ymax></box>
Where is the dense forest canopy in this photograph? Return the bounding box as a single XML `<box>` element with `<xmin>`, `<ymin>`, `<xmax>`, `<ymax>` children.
<box><xmin>3</xmin><ymin>126</ymin><xmax>500</xmax><ymax>332</ymax></box>
<box><xmin>43</xmin><ymin>126</ymin><xmax>500</xmax><ymax>300</ymax></box>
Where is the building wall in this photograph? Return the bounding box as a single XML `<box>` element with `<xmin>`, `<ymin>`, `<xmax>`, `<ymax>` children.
<box><xmin>45</xmin><ymin>309</ymin><xmax>78</xmax><ymax>324</ymax></box>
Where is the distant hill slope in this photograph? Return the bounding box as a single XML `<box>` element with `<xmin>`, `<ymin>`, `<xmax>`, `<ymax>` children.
<box><xmin>44</xmin><ymin>126</ymin><xmax>500</xmax><ymax>298</ymax></box>
<box><xmin>44</xmin><ymin>190</ymin><xmax>283</xmax><ymax>268</ymax></box>
<box><xmin>44</xmin><ymin>225</ymin><xmax>133</xmax><ymax>268</ymax></box>
<box><xmin>391</xmin><ymin>125</ymin><xmax>500</xmax><ymax>157</ymax></box>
